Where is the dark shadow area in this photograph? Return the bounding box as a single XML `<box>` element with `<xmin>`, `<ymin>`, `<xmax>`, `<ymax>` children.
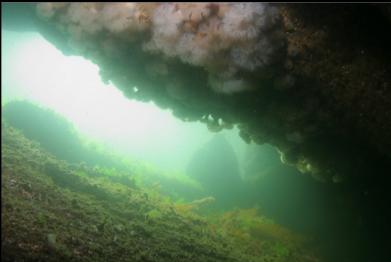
<box><xmin>287</xmin><ymin>4</ymin><xmax>391</xmax><ymax>60</ymax></box>
<box><xmin>187</xmin><ymin>138</ymin><xmax>391</xmax><ymax>261</ymax></box>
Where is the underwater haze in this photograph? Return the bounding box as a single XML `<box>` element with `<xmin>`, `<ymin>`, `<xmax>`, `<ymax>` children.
<box><xmin>2</xmin><ymin>3</ymin><xmax>391</xmax><ymax>262</ymax></box>
<box><xmin>2</xmin><ymin>29</ymin><xmax>247</xmax><ymax>173</ymax></box>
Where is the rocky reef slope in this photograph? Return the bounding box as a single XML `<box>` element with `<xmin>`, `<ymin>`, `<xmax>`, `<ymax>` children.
<box><xmin>1</xmin><ymin>122</ymin><xmax>317</xmax><ymax>262</ymax></box>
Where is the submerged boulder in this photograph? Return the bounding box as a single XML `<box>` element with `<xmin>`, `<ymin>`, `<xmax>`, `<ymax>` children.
<box><xmin>186</xmin><ymin>135</ymin><xmax>243</xmax><ymax>208</ymax></box>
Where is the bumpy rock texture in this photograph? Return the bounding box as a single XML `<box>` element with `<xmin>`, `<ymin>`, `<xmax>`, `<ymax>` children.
<box><xmin>6</xmin><ymin>3</ymin><xmax>391</xmax><ymax>184</ymax></box>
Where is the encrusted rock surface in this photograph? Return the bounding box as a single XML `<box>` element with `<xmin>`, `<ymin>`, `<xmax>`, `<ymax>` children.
<box><xmin>3</xmin><ymin>3</ymin><xmax>391</xmax><ymax>183</ymax></box>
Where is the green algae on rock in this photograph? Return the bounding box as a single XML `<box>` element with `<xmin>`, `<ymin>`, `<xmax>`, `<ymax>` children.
<box><xmin>1</xmin><ymin>122</ymin><xmax>318</xmax><ymax>261</ymax></box>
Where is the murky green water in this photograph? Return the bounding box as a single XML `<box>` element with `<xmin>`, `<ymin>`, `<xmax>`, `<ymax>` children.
<box><xmin>2</xmin><ymin>10</ymin><xmax>391</xmax><ymax>261</ymax></box>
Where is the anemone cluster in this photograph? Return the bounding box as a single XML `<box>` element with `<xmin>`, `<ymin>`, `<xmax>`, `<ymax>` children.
<box><xmin>36</xmin><ymin>3</ymin><xmax>285</xmax><ymax>95</ymax></box>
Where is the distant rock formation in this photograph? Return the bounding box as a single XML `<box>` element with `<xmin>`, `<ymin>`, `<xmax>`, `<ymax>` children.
<box><xmin>186</xmin><ymin>135</ymin><xmax>243</xmax><ymax>208</ymax></box>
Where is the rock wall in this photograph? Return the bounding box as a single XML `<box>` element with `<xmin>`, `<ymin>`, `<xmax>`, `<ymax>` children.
<box><xmin>3</xmin><ymin>3</ymin><xmax>391</xmax><ymax>184</ymax></box>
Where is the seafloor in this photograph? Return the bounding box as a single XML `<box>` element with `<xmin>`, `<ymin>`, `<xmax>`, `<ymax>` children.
<box><xmin>1</xmin><ymin>122</ymin><xmax>319</xmax><ymax>262</ymax></box>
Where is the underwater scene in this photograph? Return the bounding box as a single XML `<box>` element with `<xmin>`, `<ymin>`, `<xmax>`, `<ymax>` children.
<box><xmin>2</xmin><ymin>3</ymin><xmax>391</xmax><ymax>262</ymax></box>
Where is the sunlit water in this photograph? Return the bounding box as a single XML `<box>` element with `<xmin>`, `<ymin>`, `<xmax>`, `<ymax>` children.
<box><xmin>1</xmin><ymin>29</ymin><xmax>247</xmax><ymax>173</ymax></box>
